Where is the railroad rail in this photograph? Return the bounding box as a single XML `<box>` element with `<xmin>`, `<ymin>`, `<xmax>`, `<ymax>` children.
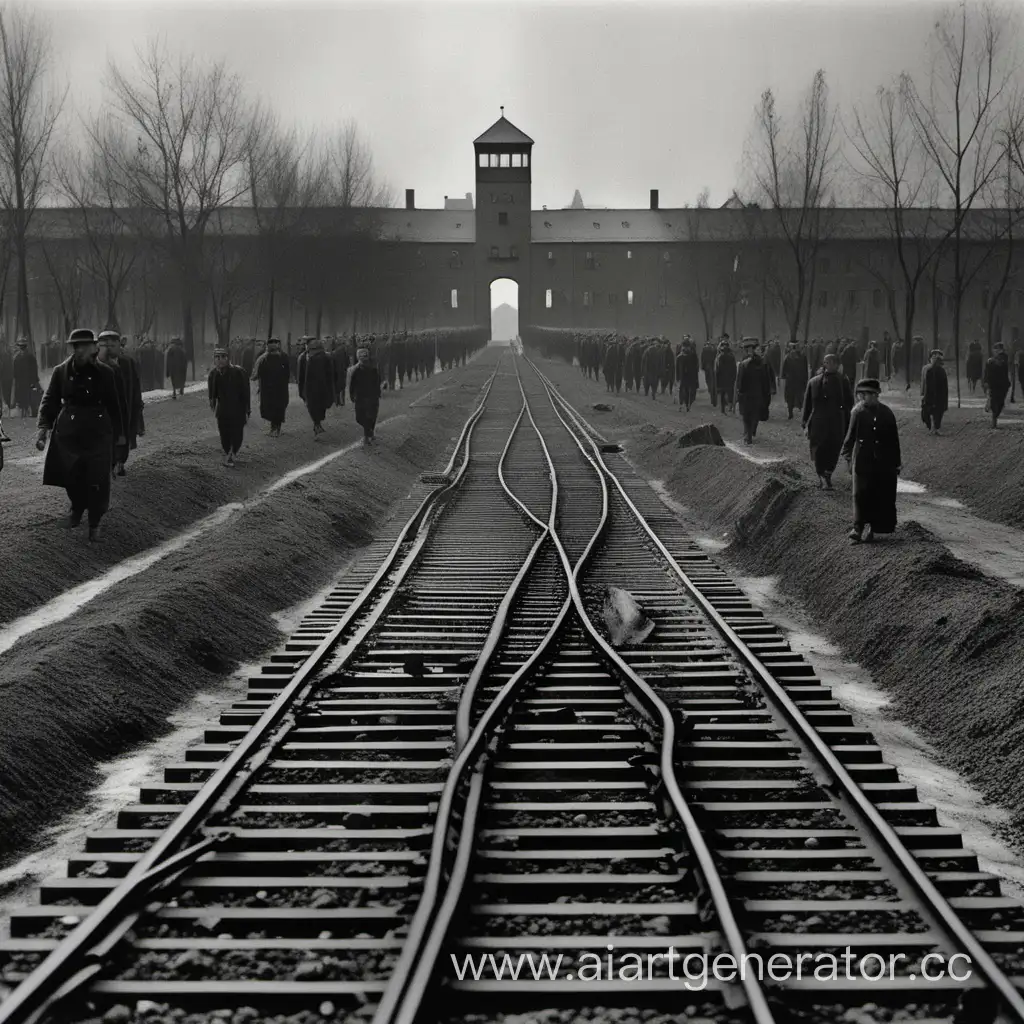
<box><xmin>1</xmin><ymin>346</ymin><xmax>1022</xmax><ymax>1024</ymax></box>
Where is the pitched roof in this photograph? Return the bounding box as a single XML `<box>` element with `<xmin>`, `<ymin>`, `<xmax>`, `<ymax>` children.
<box><xmin>474</xmin><ymin>116</ymin><xmax>534</xmax><ymax>146</ymax></box>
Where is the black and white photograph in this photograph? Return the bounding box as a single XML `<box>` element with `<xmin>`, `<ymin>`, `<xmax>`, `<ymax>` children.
<box><xmin>1</xmin><ymin>1</ymin><xmax>1024</xmax><ymax>1023</ymax></box>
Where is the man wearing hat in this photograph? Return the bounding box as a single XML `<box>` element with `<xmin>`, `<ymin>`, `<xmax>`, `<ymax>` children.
<box><xmin>841</xmin><ymin>378</ymin><xmax>901</xmax><ymax>544</ymax></box>
<box><xmin>165</xmin><ymin>336</ymin><xmax>188</xmax><ymax>398</ymax></box>
<box><xmin>714</xmin><ymin>337</ymin><xmax>737</xmax><ymax>415</ymax></box>
<box><xmin>735</xmin><ymin>338</ymin><xmax>773</xmax><ymax>444</ymax></box>
<box><xmin>802</xmin><ymin>353</ymin><xmax>854</xmax><ymax>490</ymax></box>
<box><xmin>35</xmin><ymin>329</ymin><xmax>126</xmax><ymax>541</ymax></box>
<box><xmin>675</xmin><ymin>337</ymin><xmax>700</xmax><ymax>412</ymax></box>
<box><xmin>782</xmin><ymin>342</ymin><xmax>809</xmax><ymax>420</ymax></box>
<box><xmin>921</xmin><ymin>349</ymin><xmax>948</xmax><ymax>435</ymax></box>
<box><xmin>208</xmin><ymin>346</ymin><xmax>250</xmax><ymax>467</ymax></box>
<box><xmin>98</xmin><ymin>330</ymin><xmax>144</xmax><ymax>474</ymax></box>
<box><xmin>299</xmin><ymin>337</ymin><xmax>335</xmax><ymax>437</ymax></box>
<box><xmin>12</xmin><ymin>337</ymin><xmax>39</xmax><ymax>418</ymax></box>
<box><xmin>349</xmin><ymin>345</ymin><xmax>381</xmax><ymax>445</ymax></box>
<box><xmin>252</xmin><ymin>337</ymin><xmax>290</xmax><ymax>437</ymax></box>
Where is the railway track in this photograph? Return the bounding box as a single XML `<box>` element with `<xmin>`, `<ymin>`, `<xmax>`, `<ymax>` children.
<box><xmin>1</xmin><ymin>347</ymin><xmax>1023</xmax><ymax>1024</ymax></box>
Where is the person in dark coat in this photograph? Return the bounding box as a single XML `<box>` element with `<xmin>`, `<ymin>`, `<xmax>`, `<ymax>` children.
<box><xmin>782</xmin><ymin>343</ymin><xmax>808</xmax><ymax>420</ymax></box>
<box><xmin>99</xmin><ymin>332</ymin><xmax>144</xmax><ymax>475</ymax></box>
<box><xmin>864</xmin><ymin>340</ymin><xmax>881</xmax><ymax>380</ymax></box>
<box><xmin>983</xmin><ymin>343</ymin><xmax>1011</xmax><ymax>428</ymax></box>
<box><xmin>349</xmin><ymin>346</ymin><xmax>381</xmax><ymax>444</ymax></box>
<box><xmin>965</xmin><ymin>341</ymin><xmax>983</xmax><ymax>394</ymax></box>
<box><xmin>35</xmin><ymin>329</ymin><xmax>125</xmax><ymax>541</ymax></box>
<box><xmin>13</xmin><ymin>338</ymin><xmax>39</xmax><ymax>417</ymax></box>
<box><xmin>299</xmin><ymin>338</ymin><xmax>335</xmax><ymax>436</ymax></box>
<box><xmin>701</xmin><ymin>340</ymin><xmax>719</xmax><ymax>406</ymax></box>
<box><xmin>841</xmin><ymin>378</ymin><xmax>901</xmax><ymax>544</ymax></box>
<box><xmin>735</xmin><ymin>338</ymin><xmax>773</xmax><ymax>444</ymax></box>
<box><xmin>252</xmin><ymin>337</ymin><xmax>290</xmax><ymax>436</ymax></box>
<box><xmin>802</xmin><ymin>353</ymin><xmax>854</xmax><ymax>490</ymax></box>
<box><xmin>676</xmin><ymin>338</ymin><xmax>700</xmax><ymax>412</ymax></box>
<box><xmin>921</xmin><ymin>349</ymin><xmax>948</xmax><ymax>435</ymax></box>
<box><xmin>208</xmin><ymin>346</ymin><xmax>250</xmax><ymax>467</ymax></box>
<box><xmin>0</xmin><ymin>341</ymin><xmax>12</xmax><ymax>411</ymax></box>
<box><xmin>331</xmin><ymin>339</ymin><xmax>350</xmax><ymax>406</ymax></box>
<box><xmin>165</xmin><ymin>337</ymin><xmax>188</xmax><ymax>398</ymax></box>
<box><xmin>714</xmin><ymin>340</ymin><xmax>737</xmax><ymax>414</ymax></box>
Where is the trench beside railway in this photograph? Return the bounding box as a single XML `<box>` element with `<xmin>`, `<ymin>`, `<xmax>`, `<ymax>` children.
<box><xmin>1</xmin><ymin>349</ymin><xmax>1022</xmax><ymax>1024</ymax></box>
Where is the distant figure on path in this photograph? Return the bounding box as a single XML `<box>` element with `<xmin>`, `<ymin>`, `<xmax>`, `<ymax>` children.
<box><xmin>208</xmin><ymin>346</ymin><xmax>250</xmax><ymax>467</ymax></box>
<box><xmin>349</xmin><ymin>346</ymin><xmax>381</xmax><ymax>445</ymax></box>
<box><xmin>252</xmin><ymin>337</ymin><xmax>290</xmax><ymax>437</ymax></box>
<box><xmin>920</xmin><ymin>349</ymin><xmax>948</xmax><ymax>436</ymax></box>
<box><xmin>165</xmin><ymin>337</ymin><xmax>188</xmax><ymax>398</ymax></box>
<box><xmin>782</xmin><ymin>342</ymin><xmax>808</xmax><ymax>420</ymax></box>
<box><xmin>675</xmin><ymin>338</ymin><xmax>699</xmax><ymax>412</ymax></box>
<box><xmin>12</xmin><ymin>338</ymin><xmax>39</xmax><ymax>418</ymax></box>
<box><xmin>801</xmin><ymin>353</ymin><xmax>854</xmax><ymax>490</ymax></box>
<box><xmin>300</xmin><ymin>338</ymin><xmax>335</xmax><ymax>437</ymax></box>
<box><xmin>983</xmin><ymin>343</ymin><xmax>1011</xmax><ymax>429</ymax></box>
<box><xmin>35</xmin><ymin>329</ymin><xmax>125</xmax><ymax>542</ymax></box>
<box><xmin>841</xmin><ymin>378</ymin><xmax>901</xmax><ymax>544</ymax></box>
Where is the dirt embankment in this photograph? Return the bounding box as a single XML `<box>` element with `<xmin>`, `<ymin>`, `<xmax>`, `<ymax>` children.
<box><xmin>0</xmin><ymin>354</ymin><xmax>498</xmax><ymax>866</ymax></box>
<box><xmin>538</xmin><ymin>352</ymin><xmax>1024</xmax><ymax>846</ymax></box>
<box><xmin>0</xmin><ymin>358</ymin><xmax>484</xmax><ymax>627</ymax></box>
<box><xmin>540</xmin><ymin>355</ymin><xmax>1024</xmax><ymax>530</ymax></box>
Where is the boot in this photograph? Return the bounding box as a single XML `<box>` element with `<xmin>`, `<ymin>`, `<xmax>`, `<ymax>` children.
<box><xmin>89</xmin><ymin>524</ymin><xmax>101</xmax><ymax>543</ymax></box>
<box><xmin>68</xmin><ymin>509</ymin><xmax>83</xmax><ymax>528</ymax></box>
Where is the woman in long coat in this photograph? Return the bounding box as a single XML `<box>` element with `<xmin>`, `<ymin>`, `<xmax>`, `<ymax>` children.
<box><xmin>801</xmin><ymin>353</ymin><xmax>854</xmax><ymax>489</ymax></box>
<box><xmin>841</xmin><ymin>378</ymin><xmax>901</xmax><ymax>544</ymax></box>
<box><xmin>252</xmin><ymin>338</ymin><xmax>290</xmax><ymax>436</ymax></box>
<box><xmin>36</xmin><ymin>329</ymin><xmax>125</xmax><ymax>541</ymax></box>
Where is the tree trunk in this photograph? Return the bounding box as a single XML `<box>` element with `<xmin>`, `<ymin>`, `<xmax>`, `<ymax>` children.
<box><xmin>267</xmin><ymin>276</ymin><xmax>275</xmax><ymax>339</ymax></box>
<box><xmin>14</xmin><ymin>234</ymin><xmax>31</xmax><ymax>342</ymax></box>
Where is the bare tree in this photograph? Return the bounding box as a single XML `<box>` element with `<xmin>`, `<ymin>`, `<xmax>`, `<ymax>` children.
<box><xmin>0</xmin><ymin>4</ymin><xmax>66</xmax><ymax>343</ymax></box>
<box><xmin>55</xmin><ymin>128</ymin><xmax>139</xmax><ymax>332</ymax></box>
<box><xmin>247</xmin><ymin>112</ymin><xmax>329</xmax><ymax>338</ymax></box>
<box><xmin>901</xmin><ymin>2</ymin><xmax>1015</xmax><ymax>405</ymax></box>
<box><xmin>681</xmin><ymin>187</ymin><xmax>718</xmax><ymax>340</ymax></box>
<box><xmin>847</xmin><ymin>83</ymin><xmax>948</xmax><ymax>383</ymax></box>
<box><xmin>102</xmin><ymin>39</ymin><xmax>258</xmax><ymax>376</ymax></box>
<box><xmin>325</xmin><ymin>120</ymin><xmax>394</xmax><ymax>208</ymax></box>
<box><xmin>745</xmin><ymin>69</ymin><xmax>840</xmax><ymax>343</ymax></box>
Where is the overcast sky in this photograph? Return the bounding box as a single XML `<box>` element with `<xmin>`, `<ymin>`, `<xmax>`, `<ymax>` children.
<box><xmin>45</xmin><ymin>0</ymin><xmax>951</xmax><ymax>215</ymax></box>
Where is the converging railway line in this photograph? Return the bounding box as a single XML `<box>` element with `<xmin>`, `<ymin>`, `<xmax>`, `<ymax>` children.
<box><xmin>2</xmin><ymin>349</ymin><xmax>1024</xmax><ymax>1024</ymax></box>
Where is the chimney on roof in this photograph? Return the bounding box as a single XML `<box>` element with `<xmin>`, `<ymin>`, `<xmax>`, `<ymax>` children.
<box><xmin>650</xmin><ymin>189</ymin><xmax>659</xmax><ymax>210</ymax></box>
<box><xmin>405</xmin><ymin>189</ymin><xmax>415</xmax><ymax>210</ymax></box>
<box><xmin>444</xmin><ymin>195</ymin><xmax>448</xmax><ymax>201</ymax></box>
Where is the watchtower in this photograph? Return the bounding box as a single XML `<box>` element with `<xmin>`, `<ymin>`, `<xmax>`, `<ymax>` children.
<box><xmin>473</xmin><ymin>110</ymin><xmax>533</xmax><ymax>332</ymax></box>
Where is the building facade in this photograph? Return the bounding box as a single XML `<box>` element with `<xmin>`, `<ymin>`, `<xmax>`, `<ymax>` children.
<box><xmin>14</xmin><ymin>114</ymin><xmax>1023</xmax><ymax>354</ymax></box>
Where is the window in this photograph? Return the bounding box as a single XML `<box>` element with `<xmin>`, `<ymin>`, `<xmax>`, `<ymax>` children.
<box><xmin>478</xmin><ymin>154</ymin><xmax>488</xmax><ymax>168</ymax></box>
<box><xmin>498</xmin><ymin>212</ymin><xmax>508</xmax><ymax>225</ymax></box>
<box><xmin>585</xmin><ymin>250</ymin><xmax>594</xmax><ymax>269</ymax></box>
<box><xmin>873</xmin><ymin>289</ymin><xmax>882</xmax><ymax>309</ymax></box>
<box><xmin>659</xmin><ymin>294</ymin><xmax>667</xmax><ymax>307</ymax></box>
<box><xmin>490</xmin><ymin>246</ymin><xmax>499</xmax><ymax>258</ymax></box>
<box><xmin>522</xmin><ymin>153</ymin><xmax>529</xmax><ymax>167</ymax></box>
<box><xmin>489</xmin><ymin>154</ymin><xmax>499</xmax><ymax>167</ymax></box>
<box><xmin>490</xmin><ymin>193</ymin><xmax>497</xmax><ymax>203</ymax></box>
<box><xmin>511</xmin><ymin>153</ymin><xmax>522</xmax><ymax>168</ymax></box>
<box><xmin>510</xmin><ymin>245</ymin><xmax>518</xmax><ymax>259</ymax></box>
<box><xmin>627</xmin><ymin>290</ymin><xmax>634</xmax><ymax>305</ymax></box>
<box><xmin>451</xmin><ymin>289</ymin><xmax>458</xmax><ymax>309</ymax></box>
<box><xmin>545</xmin><ymin>289</ymin><xmax>552</xmax><ymax>309</ymax></box>
<box><xmin>547</xmin><ymin>251</ymin><xmax>554</xmax><ymax>261</ymax></box>
<box><xmin>663</xmin><ymin>251</ymin><xmax>671</xmax><ymax>262</ymax></box>
<box><xmin>627</xmin><ymin>250</ymin><xmax>633</xmax><ymax>259</ymax></box>
<box><xmin>499</xmin><ymin>153</ymin><xmax>510</xmax><ymax>167</ymax></box>
<box><xmin>819</xmin><ymin>258</ymin><xmax>830</xmax><ymax>274</ymax></box>
<box><xmin>583</xmin><ymin>290</ymin><xmax>591</xmax><ymax>306</ymax></box>
<box><xmin>818</xmin><ymin>290</ymin><xmax>828</xmax><ymax>308</ymax></box>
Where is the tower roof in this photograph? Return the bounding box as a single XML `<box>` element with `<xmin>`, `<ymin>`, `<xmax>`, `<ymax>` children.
<box><xmin>474</xmin><ymin>115</ymin><xmax>533</xmax><ymax>146</ymax></box>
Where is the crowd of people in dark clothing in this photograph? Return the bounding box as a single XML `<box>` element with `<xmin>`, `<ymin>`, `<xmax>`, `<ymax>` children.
<box><xmin>1</xmin><ymin>326</ymin><xmax>486</xmax><ymax>538</ymax></box>
<box><xmin>524</xmin><ymin>326</ymin><xmax>1021</xmax><ymax>544</ymax></box>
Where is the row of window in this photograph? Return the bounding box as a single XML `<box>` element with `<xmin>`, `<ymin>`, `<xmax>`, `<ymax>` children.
<box><xmin>814</xmin><ymin>287</ymin><xmax>1019</xmax><ymax>310</ymax></box>
<box><xmin>478</xmin><ymin>152</ymin><xmax>529</xmax><ymax>168</ymax></box>
<box><xmin>545</xmin><ymin>289</ymin><xmax>635</xmax><ymax>309</ymax></box>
